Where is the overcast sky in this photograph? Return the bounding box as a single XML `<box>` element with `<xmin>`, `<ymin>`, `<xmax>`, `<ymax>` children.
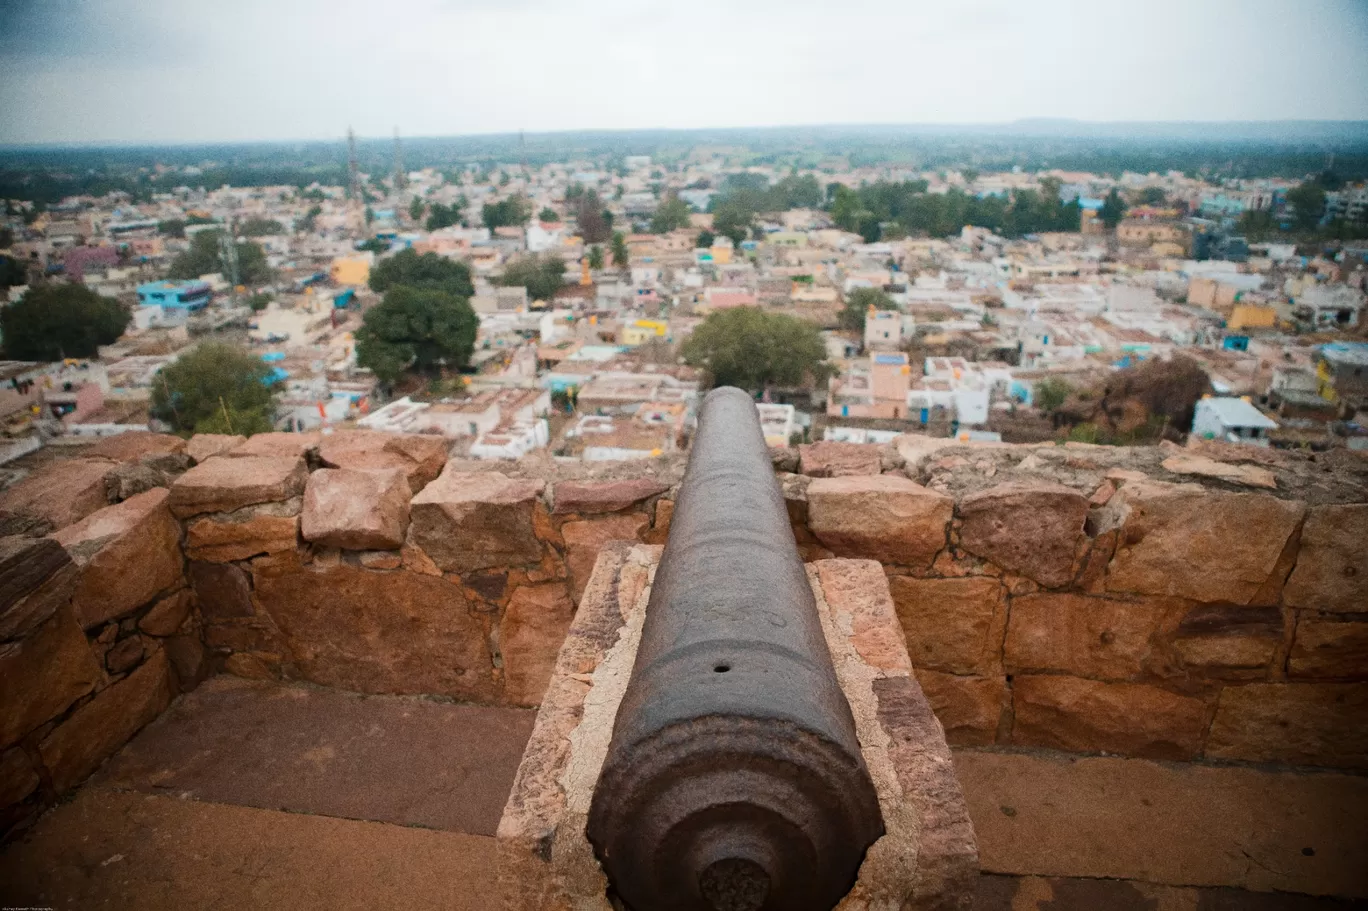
<box><xmin>1</xmin><ymin>0</ymin><xmax>1367</xmax><ymax>145</ymax></box>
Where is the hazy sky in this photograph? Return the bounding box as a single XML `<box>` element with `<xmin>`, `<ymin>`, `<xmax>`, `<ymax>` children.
<box><xmin>2</xmin><ymin>0</ymin><xmax>1367</xmax><ymax>145</ymax></box>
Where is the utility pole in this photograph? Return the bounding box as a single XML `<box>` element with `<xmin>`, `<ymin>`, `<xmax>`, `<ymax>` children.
<box><xmin>347</xmin><ymin>127</ymin><xmax>364</xmax><ymax>233</ymax></box>
<box><xmin>393</xmin><ymin>126</ymin><xmax>405</xmax><ymax>200</ymax></box>
<box><xmin>219</xmin><ymin>219</ymin><xmax>241</xmax><ymax>306</ymax></box>
<box><xmin>520</xmin><ymin>128</ymin><xmax>529</xmax><ymax>179</ymax></box>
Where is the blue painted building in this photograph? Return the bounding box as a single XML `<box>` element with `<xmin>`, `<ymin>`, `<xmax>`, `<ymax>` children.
<box><xmin>137</xmin><ymin>280</ymin><xmax>212</xmax><ymax>310</ymax></box>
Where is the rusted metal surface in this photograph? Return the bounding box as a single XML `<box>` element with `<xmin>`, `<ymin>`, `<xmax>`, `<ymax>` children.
<box><xmin>587</xmin><ymin>386</ymin><xmax>884</xmax><ymax>911</ymax></box>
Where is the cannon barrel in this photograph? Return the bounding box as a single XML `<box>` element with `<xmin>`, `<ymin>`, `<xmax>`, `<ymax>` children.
<box><xmin>586</xmin><ymin>387</ymin><xmax>884</xmax><ymax>911</ymax></box>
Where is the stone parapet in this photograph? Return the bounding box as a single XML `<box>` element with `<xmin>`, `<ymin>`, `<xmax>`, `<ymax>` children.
<box><xmin>496</xmin><ymin>546</ymin><xmax>977</xmax><ymax>911</ymax></box>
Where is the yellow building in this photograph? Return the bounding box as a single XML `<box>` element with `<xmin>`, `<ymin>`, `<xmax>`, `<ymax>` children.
<box><xmin>330</xmin><ymin>256</ymin><xmax>371</xmax><ymax>287</ymax></box>
<box><xmin>709</xmin><ymin>244</ymin><xmax>733</xmax><ymax>265</ymax></box>
<box><xmin>1229</xmin><ymin>304</ymin><xmax>1278</xmax><ymax>331</ymax></box>
<box><xmin>620</xmin><ymin>319</ymin><xmax>668</xmax><ymax>346</ymax></box>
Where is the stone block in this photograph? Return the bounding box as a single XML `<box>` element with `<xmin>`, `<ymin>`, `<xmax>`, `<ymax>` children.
<box><xmin>798</xmin><ymin>441</ymin><xmax>882</xmax><ymax>477</ymax></box>
<box><xmin>0</xmin><ymin>536</ymin><xmax>76</xmax><ymax>640</ymax></box>
<box><xmin>301</xmin><ymin>468</ymin><xmax>410</xmax><ymax>551</ymax></box>
<box><xmin>0</xmin><ymin>458</ymin><xmax>115</xmax><ymax>533</ymax></box>
<box><xmin>316</xmin><ymin>430</ymin><xmax>448</xmax><ymax>493</ymax></box>
<box><xmin>957</xmin><ymin>482</ymin><xmax>1088</xmax><ymax>588</ymax></box>
<box><xmin>1104</xmin><ymin>481</ymin><xmax>1303</xmax><ymax>604</ymax></box>
<box><xmin>38</xmin><ymin>649</ymin><xmax>172</xmax><ymax>793</ymax></box>
<box><xmin>807</xmin><ymin>475</ymin><xmax>952</xmax><ymax>570</ymax></box>
<box><xmin>1011</xmin><ymin>675</ymin><xmax>1210</xmax><ymax>760</ymax></box>
<box><xmin>913</xmin><ymin>668</ymin><xmax>1006</xmax><ymax>746</ymax></box>
<box><xmin>408</xmin><ymin>469</ymin><xmax>545</xmax><ymax>573</ymax></box>
<box><xmin>227</xmin><ymin>431</ymin><xmax>321</xmax><ymax>459</ymax></box>
<box><xmin>1160</xmin><ymin>453</ymin><xmax>1277</xmax><ymax>489</ymax></box>
<box><xmin>1289</xmin><ymin>617</ymin><xmax>1368</xmax><ymax>679</ymax></box>
<box><xmin>551</xmin><ymin>478</ymin><xmax>667</xmax><ymax>515</ymax></box>
<box><xmin>1283</xmin><ymin>504</ymin><xmax>1368</xmax><ymax>614</ymax></box>
<box><xmin>254</xmin><ymin>563</ymin><xmax>496</xmax><ymax>701</ymax></box>
<box><xmin>185</xmin><ymin>433</ymin><xmax>245</xmax><ymax>464</ymax></box>
<box><xmin>561</xmin><ymin>513</ymin><xmax>649</xmax><ymax>602</ymax></box>
<box><xmin>0</xmin><ymin>746</ymin><xmax>39</xmax><ymax>810</ymax></box>
<box><xmin>814</xmin><ymin>559</ymin><xmax>913</xmax><ymax>676</ymax></box>
<box><xmin>189</xmin><ymin>562</ymin><xmax>254</xmax><ymax>620</ymax></box>
<box><xmin>168</xmin><ymin>456</ymin><xmax>307</xmax><ymax>518</ymax></box>
<box><xmin>1169</xmin><ymin>604</ymin><xmax>1283</xmax><ymax>676</ymax></box>
<box><xmin>53</xmin><ymin>488</ymin><xmax>184</xmax><ymax>630</ymax></box>
<box><xmin>500</xmin><ymin>582</ymin><xmax>575</xmax><ymax>706</ymax></box>
<box><xmin>0</xmin><ymin>607</ymin><xmax>102</xmax><ymax>749</ymax></box>
<box><xmin>185</xmin><ymin>502</ymin><xmax>299</xmax><ymax>563</ymax></box>
<box><xmin>1004</xmin><ymin>593</ymin><xmax>1178</xmax><ymax>681</ymax></box>
<box><xmin>138</xmin><ymin>589</ymin><xmax>194</xmax><ymax>637</ymax></box>
<box><xmin>104</xmin><ymin>636</ymin><xmax>143</xmax><ymax>674</ymax></box>
<box><xmin>164</xmin><ymin>633</ymin><xmax>207</xmax><ymax>690</ymax></box>
<box><xmin>1205</xmin><ymin>683</ymin><xmax>1368</xmax><ymax>769</ymax></box>
<box><xmin>889</xmin><ymin>576</ymin><xmax>1004</xmax><ymax>674</ymax></box>
<box><xmin>85</xmin><ymin>431</ymin><xmax>187</xmax><ymax>463</ymax></box>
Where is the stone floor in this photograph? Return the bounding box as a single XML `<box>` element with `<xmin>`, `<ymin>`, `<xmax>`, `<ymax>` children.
<box><xmin>2</xmin><ymin>677</ymin><xmax>1365</xmax><ymax>910</ymax></box>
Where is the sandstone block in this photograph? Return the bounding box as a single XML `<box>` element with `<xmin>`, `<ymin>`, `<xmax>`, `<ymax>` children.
<box><xmin>189</xmin><ymin>562</ymin><xmax>254</xmax><ymax>620</ymax></box>
<box><xmin>643</xmin><ymin>497</ymin><xmax>674</xmax><ymax>545</ymax></box>
<box><xmin>0</xmin><ymin>607</ymin><xmax>102</xmax><ymax>749</ymax></box>
<box><xmin>1289</xmin><ymin>617</ymin><xmax>1368</xmax><ymax>680</ymax></box>
<box><xmin>1205</xmin><ymin>683</ymin><xmax>1368</xmax><ymax>769</ymax></box>
<box><xmin>1105</xmin><ymin>481</ymin><xmax>1303</xmax><ymax>604</ymax></box>
<box><xmin>807</xmin><ymin>475</ymin><xmax>952</xmax><ymax>569</ymax></box>
<box><xmin>317</xmin><ymin>430</ymin><xmax>448</xmax><ymax>493</ymax></box>
<box><xmin>53</xmin><ymin>488</ymin><xmax>184</xmax><ymax>630</ymax></box>
<box><xmin>185</xmin><ymin>502</ymin><xmax>299</xmax><ymax>563</ymax></box>
<box><xmin>168</xmin><ymin>456</ymin><xmax>307</xmax><ymax>518</ymax></box>
<box><xmin>889</xmin><ymin>576</ymin><xmax>1003</xmax><ymax>674</ymax></box>
<box><xmin>0</xmin><ymin>458</ymin><xmax>115</xmax><ymax>533</ymax></box>
<box><xmin>1011</xmin><ymin>675</ymin><xmax>1210</xmax><ymax>760</ymax></box>
<box><xmin>561</xmin><ymin>513</ymin><xmax>649</xmax><ymax>602</ymax></box>
<box><xmin>0</xmin><ymin>746</ymin><xmax>39</xmax><ymax>810</ymax></box>
<box><xmin>814</xmin><ymin>559</ymin><xmax>913</xmax><ymax>675</ymax></box>
<box><xmin>85</xmin><ymin>431</ymin><xmax>187</xmax><ymax>463</ymax></box>
<box><xmin>138</xmin><ymin>588</ymin><xmax>193</xmax><ymax>637</ymax></box>
<box><xmin>500</xmin><ymin>582</ymin><xmax>575</xmax><ymax>706</ymax></box>
<box><xmin>185</xmin><ymin>433</ymin><xmax>246</xmax><ymax>464</ymax></box>
<box><xmin>1283</xmin><ymin>504</ymin><xmax>1368</xmax><ymax>614</ymax></box>
<box><xmin>798</xmin><ymin>441</ymin><xmax>882</xmax><ymax>477</ymax></box>
<box><xmin>1160</xmin><ymin>453</ymin><xmax>1277</xmax><ymax>489</ymax></box>
<box><xmin>227</xmin><ymin>431</ymin><xmax>321</xmax><ymax>459</ymax></box>
<box><xmin>551</xmin><ymin>478</ymin><xmax>667</xmax><ymax>515</ymax></box>
<box><xmin>0</xmin><ymin>536</ymin><xmax>76</xmax><ymax>640</ymax></box>
<box><xmin>913</xmin><ymin>669</ymin><xmax>1006</xmax><ymax>746</ymax></box>
<box><xmin>957</xmin><ymin>482</ymin><xmax>1088</xmax><ymax>588</ymax></box>
<box><xmin>38</xmin><ymin>649</ymin><xmax>172</xmax><ymax>792</ymax></box>
<box><xmin>164</xmin><ymin>633</ymin><xmax>207</xmax><ymax>690</ymax></box>
<box><xmin>408</xmin><ymin>469</ymin><xmax>545</xmax><ymax>573</ymax></box>
<box><xmin>1170</xmin><ymin>604</ymin><xmax>1283</xmax><ymax>676</ymax></box>
<box><xmin>254</xmin><ymin>563</ymin><xmax>496</xmax><ymax>701</ymax></box>
<box><xmin>1005</xmin><ymin>593</ymin><xmax>1178</xmax><ymax>681</ymax></box>
<box><xmin>104</xmin><ymin>636</ymin><xmax>143</xmax><ymax>674</ymax></box>
<box><xmin>301</xmin><ymin>467</ymin><xmax>410</xmax><ymax>550</ymax></box>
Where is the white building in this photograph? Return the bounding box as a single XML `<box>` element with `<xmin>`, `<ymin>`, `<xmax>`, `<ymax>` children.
<box><xmin>1191</xmin><ymin>397</ymin><xmax>1278</xmax><ymax>447</ymax></box>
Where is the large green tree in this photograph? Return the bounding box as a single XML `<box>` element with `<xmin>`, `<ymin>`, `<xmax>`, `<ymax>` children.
<box><xmin>355</xmin><ymin>287</ymin><xmax>478</xmax><ymax>384</ymax></box>
<box><xmin>150</xmin><ymin>342</ymin><xmax>276</xmax><ymax>436</ymax></box>
<box><xmin>1</xmin><ymin>285</ymin><xmax>130</xmax><ymax>360</ymax></box>
<box><xmin>482</xmin><ymin>195</ymin><xmax>530</xmax><ymax>231</ymax></box>
<box><xmin>1286</xmin><ymin>182</ymin><xmax>1327</xmax><ymax>233</ymax></box>
<box><xmin>167</xmin><ymin>230</ymin><xmax>271</xmax><ymax>284</ymax></box>
<box><xmin>611</xmin><ymin>231</ymin><xmax>630</xmax><ymax>268</ymax></box>
<box><xmin>839</xmin><ymin>287</ymin><xmax>899</xmax><ymax>333</ymax></box>
<box><xmin>0</xmin><ymin>255</ymin><xmax>28</xmax><ymax>290</ymax></box>
<box><xmin>425</xmin><ymin>201</ymin><xmax>462</xmax><ymax>231</ymax></box>
<box><xmin>239</xmin><ymin>217</ymin><xmax>284</xmax><ymax>237</ymax></box>
<box><xmin>1099</xmin><ymin>189</ymin><xmax>1128</xmax><ymax>230</ymax></box>
<box><xmin>682</xmin><ymin>307</ymin><xmax>828</xmax><ymax>394</ymax></box>
<box><xmin>369</xmin><ymin>248</ymin><xmax>474</xmax><ymax>298</ymax></box>
<box><xmin>497</xmin><ymin>254</ymin><xmax>566</xmax><ymax>302</ymax></box>
<box><xmin>711</xmin><ymin>198</ymin><xmax>757</xmax><ymax>248</ymax></box>
<box><xmin>650</xmin><ymin>192</ymin><xmax>693</xmax><ymax>233</ymax></box>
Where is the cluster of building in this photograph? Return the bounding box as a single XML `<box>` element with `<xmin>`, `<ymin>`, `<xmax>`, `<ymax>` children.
<box><xmin>2</xmin><ymin>148</ymin><xmax>1367</xmax><ymax>464</ymax></box>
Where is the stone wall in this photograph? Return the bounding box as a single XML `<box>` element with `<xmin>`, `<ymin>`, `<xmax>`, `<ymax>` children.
<box><xmin>3</xmin><ymin>429</ymin><xmax>1365</xmax><ymax>838</ymax></box>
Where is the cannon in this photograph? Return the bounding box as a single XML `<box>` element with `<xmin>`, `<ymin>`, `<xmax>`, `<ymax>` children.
<box><xmin>586</xmin><ymin>387</ymin><xmax>884</xmax><ymax>911</ymax></box>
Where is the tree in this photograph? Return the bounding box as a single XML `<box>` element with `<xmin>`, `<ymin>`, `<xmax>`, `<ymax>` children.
<box><xmin>1099</xmin><ymin>189</ymin><xmax>1127</xmax><ymax>230</ymax></box>
<box><xmin>712</xmin><ymin>199</ymin><xmax>754</xmax><ymax>248</ymax></box>
<box><xmin>1286</xmin><ymin>182</ymin><xmax>1327</xmax><ymax>233</ymax></box>
<box><xmin>696</xmin><ymin>229</ymin><xmax>715</xmax><ymax>249</ymax></box>
<box><xmin>611</xmin><ymin>232</ymin><xmax>630</xmax><ymax>269</ymax></box>
<box><xmin>158</xmin><ymin>219</ymin><xmax>187</xmax><ymax>238</ymax></box>
<box><xmin>0</xmin><ymin>255</ymin><xmax>28</xmax><ymax>290</ymax></box>
<box><xmin>1</xmin><ymin>284</ymin><xmax>130</xmax><ymax>360</ymax></box>
<box><xmin>408</xmin><ymin>197</ymin><xmax>426</xmax><ymax>222</ymax></box>
<box><xmin>239</xmin><ymin>217</ymin><xmax>284</xmax><ymax>237</ymax></box>
<box><xmin>482</xmin><ymin>195</ymin><xmax>530</xmax><ymax>231</ymax></box>
<box><xmin>167</xmin><ymin>231</ymin><xmax>271</xmax><ymax>284</ymax></box>
<box><xmin>356</xmin><ymin>237</ymin><xmax>389</xmax><ymax>254</ymax></box>
<box><xmin>682</xmin><ymin>308</ymin><xmax>828</xmax><ymax>394</ymax></box>
<box><xmin>0</xmin><ymin>226</ymin><xmax>11</xmax><ymax>248</ymax></box>
<box><xmin>539</xmin><ymin>207</ymin><xmax>559</xmax><ymax>223</ymax></box>
<box><xmin>839</xmin><ymin>287</ymin><xmax>898</xmax><ymax>333</ymax></box>
<box><xmin>425</xmin><ymin>201</ymin><xmax>462</xmax><ymax>231</ymax></box>
<box><xmin>650</xmin><ymin>192</ymin><xmax>693</xmax><ymax>233</ymax></box>
<box><xmin>1137</xmin><ymin>187</ymin><xmax>1168</xmax><ymax>206</ymax></box>
<box><xmin>369</xmin><ymin>248</ymin><xmax>474</xmax><ymax>298</ymax></box>
<box><xmin>588</xmin><ymin>245</ymin><xmax>604</xmax><ymax>271</ymax></box>
<box><xmin>1032</xmin><ymin>378</ymin><xmax>1072</xmax><ymax>412</ymax></box>
<box><xmin>246</xmin><ymin>292</ymin><xmax>273</xmax><ymax>312</ymax></box>
<box><xmin>497</xmin><ymin>254</ymin><xmax>565</xmax><ymax>302</ymax></box>
<box><xmin>355</xmin><ymin>287</ymin><xmax>478</xmax><ymax>384</ymax></box>
<box><xmin>573</xmin><ymin>190</ymin><xmax>611</xmax><ymax>244</ymax></box>
<box><xmin>150</xmin><ymin>342</ymin><xmax>277</xmax><ymax>436</ymax></box>
<box><xmin>298</xmin><ymin>205</ymin><xmax>322</xmax><ymax>233</ymax></box>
